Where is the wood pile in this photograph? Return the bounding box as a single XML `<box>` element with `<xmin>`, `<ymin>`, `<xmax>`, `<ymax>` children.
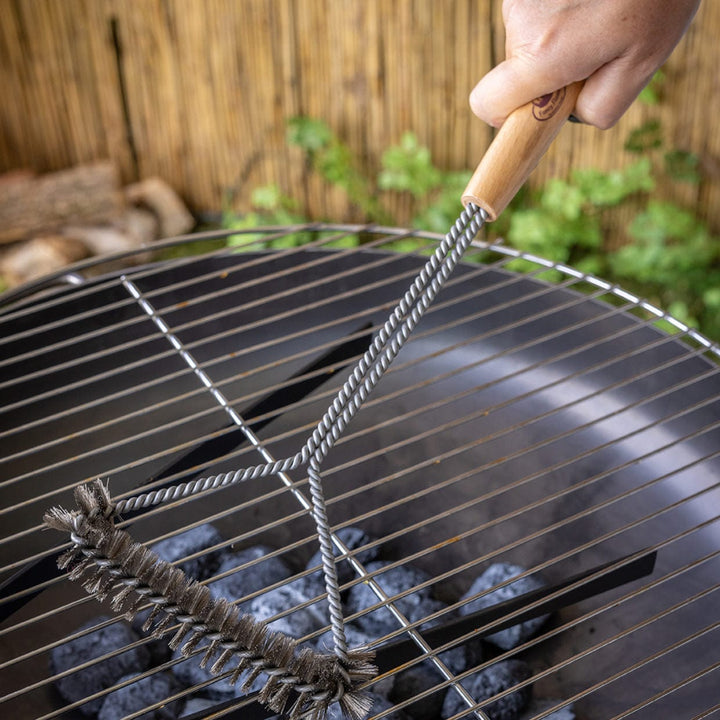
<box><xmin>0</xmin><ymin>162</ymin><xmax>195</xmax><ymax>288</ymax></box>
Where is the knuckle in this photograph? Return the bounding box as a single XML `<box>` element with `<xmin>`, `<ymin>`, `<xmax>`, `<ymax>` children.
<box><xmin>576</xmin><ymin>101</ymin><xmax>619</xmax><ymax>130</ymax></box>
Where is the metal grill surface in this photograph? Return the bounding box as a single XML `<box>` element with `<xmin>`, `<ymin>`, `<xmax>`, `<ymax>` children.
<box><xmin>1</xmin><ymin>225</ymin><xmax>719</xmax><ymax>720</ymax></box>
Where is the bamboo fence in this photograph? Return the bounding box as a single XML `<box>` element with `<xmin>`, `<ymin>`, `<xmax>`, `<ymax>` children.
<box><xmin>1</xmin><ymin>0</ymin><xmax>719</xmax><ymax>240</ymax></box>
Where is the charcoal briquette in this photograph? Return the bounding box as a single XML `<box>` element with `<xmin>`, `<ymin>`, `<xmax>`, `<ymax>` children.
<box><xmin>345</xmin><ymin>561</ymin><xmax>436</xmax><ymax>636</ymax></box>
<box><xmin>151</xmin><ymin>524</ymin><xmax>224</xmax><ymax>581</ymax></box>
<box><xmin>130</xmin><ymin>609</ymin><xmax>173</xmax><ymax>665</ymax></box>
<box><xmin>441</xmin><ymin>659</ymin><xmax>532</xmax><ymax>720</ymax></box>
<box><xmin>178</xmin><ymin>696</ymin><xmax>220</xmax><ymax>718</ymax></box>
<box><xmin>209</xmin><ymin>544</ymin><xmax>293</xmax><ymax>606</ymax></box>
<box><xmin>314</xmin><ymin>623</ymin><xmax>393</xmax><ymax>698</ymax></box>
<box><xmin>171</xmin><ymin>646</ymin><xmax>267</xmax><ymax>700</ymax></box>
<box><xmin>97</xmin><ymin>671</ymin><xmax>183</xmax><ymax>720</ymax></box>
<box><xmin>390</xmin><ymin>662</ymin><xmax>448</xmax><ymax>720</ymax></box>
<box><xmin>326</xmin><ymin>692</ymin><xmax>410</xmax><ymax>720</ymax></box>
<box><xmin>458</xmin><ymin>563</ymin><xmax>550</xmax><ymax>650</ymax></box>
<box><xmin>50</xmin><ymin>616</ymin><xmax>151</xmax><ymax>717</ymax></box>
<box><xmin>247</xmin><ymin>574</ymin><xmax>328</xmax><ymax>640</ymax></box>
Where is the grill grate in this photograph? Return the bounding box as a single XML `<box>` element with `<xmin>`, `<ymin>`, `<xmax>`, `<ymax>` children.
<box><xmin>1</xmin><ymin>224</ymin><xmax>719</xmax><ymax>720</ymax></box>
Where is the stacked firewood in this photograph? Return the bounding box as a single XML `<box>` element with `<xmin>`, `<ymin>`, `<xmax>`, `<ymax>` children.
<box><xmin>0</xmin><ymin>162</ymin><xmax>195</xmax><ymax>288</ymax></box>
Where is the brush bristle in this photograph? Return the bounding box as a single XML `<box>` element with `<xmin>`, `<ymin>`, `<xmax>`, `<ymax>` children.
<box><xmin>44</xmin><ymin>479</ymin><xmax>378</xmax><ymax>720</ymax></box>
<box><xmin>43</xmin><ymin>506</ymin><xmax>76</xmax><ymax>532</ymax></box>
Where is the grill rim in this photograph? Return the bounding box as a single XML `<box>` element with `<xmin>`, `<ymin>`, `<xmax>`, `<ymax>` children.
<box><xmin>1</xmin><ymin>225</ymin><xmax>719</xmax><ymax>720</ymax></box>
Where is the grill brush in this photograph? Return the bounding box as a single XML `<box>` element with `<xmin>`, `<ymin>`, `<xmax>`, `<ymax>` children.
<box><xmin>43</xmin><ymin>84</ymin><xmax>583</xmax><ymax>720</ymax></box>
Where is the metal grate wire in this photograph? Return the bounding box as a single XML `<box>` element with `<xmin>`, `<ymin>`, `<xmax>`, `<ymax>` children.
<box><xmin>1</xmin><ymin>225</ymin><xmax>719</xmax><ymax>720</ymax></box>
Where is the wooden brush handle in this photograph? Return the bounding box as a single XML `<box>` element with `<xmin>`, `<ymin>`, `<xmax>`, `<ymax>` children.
<box><xmin>462</xmin><ymin>81</ymin><xmax>583</xmax><ymax>221</ymax></box>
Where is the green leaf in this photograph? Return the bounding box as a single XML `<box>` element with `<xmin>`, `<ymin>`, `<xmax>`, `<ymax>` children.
<box><xmin>624</xmin><ymin>119</ymin><xmax>663</xmax><ymax>153</ymax></box>
<box><xmin>286</xmin><ymin>116</ymin><xmax>333</xmax><ymax>152</ymax></box>
<box><xmin>637</xmin><ymin>69</ymin><xmax>665</xmax><ymax>105</ymax></box>
<box><xmin>508</xmin><ymin>209</ymin><xmax>575</xmax><ymax>261</ymax></box>
<box><xmin>573</xmin><ymin>254</ymin><xmax>605</xmax><ymax>278</ymax></box>
<box><xmin>507</xmin><ymin>204</ymin><xmax>601</xmax><ymax>257</ymax></box>
<box><xmin>629</xmin><ymin>200</ymin><xmax>702</xmax><ymax>244</ymax></box>
<box><xmin>287</xmin><ymin>117</ymin><xmax>388</xmax><ymax>221</ymax></box>
<box><xmin>224</xmin><ymin>210</ymin><xmax>270</xmax><ymax>249</ymax></box>
<box><xmin>323</xmin><ymin>234</ymin><xmax>360</xmax><ymax>249</ymax></box>
<box><xmin>573</xmin><ymin>158</ymin><xmax>654</xmax><ymax>206</ymax></box>
<box><xmin>413</xmin><ymin>170</ymin><xmax>471</xmax><ymax>233</ymax></box>
<box><xmin>611</xmin><ymin>201</ymin><xmax>717</xmax><ymax>290</ymax></box>
<box><xmin>667</xmin><ymin>300</ymin><xmax>699</xmax><ymax>329</ymax></box>
<box><xmin>540</xmin><ymin>179</ymin><xmax>585</xmax><ymax>220</ymax></box>
<box><xmin>505</xmin><ymin>257</ymin><xmax>564</xmax><ymax>283</ymax></box>
<box><xmin>378</xmin><ymin>132</ymin><xmax>442</xmax><ymax>198</ymax></box>
<box><xmin>385</xmin><ymin>238</ymin><xmax>427</xmax><ymax>254</ymax></box>
<box><xmin>250</xmin><ymin>184</ymin><xmax>292</xmax><ymax>211</ymax></box>
<box><xmin>565</xmin><ymin>214</ymin><xmax>603</xmax><ymax>249</ymax></box>
<box><xmin>664</xmin><ymin>150</ymin><xmax>701</xmax><ymax>183</ymax></box>
<box><xmin>703</xmin><ymin>286</ymin><xmax>720</xmax><ymax>310</ymax></box>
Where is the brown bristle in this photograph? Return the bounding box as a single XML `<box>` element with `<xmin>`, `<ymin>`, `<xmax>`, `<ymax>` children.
<box><xmin>210</xmin><ymin>646</ymin><xmax>236</xmax><ymax>674</ymax></box>
<box><xmin>44</xmin><ymin>478</ymin><xmax>378</xmax><ymax>720</ymax></box>
<box><xmin>43</xmin><ymin>506</ymin><xmax>76</xmax><ymax>532</ymax></box>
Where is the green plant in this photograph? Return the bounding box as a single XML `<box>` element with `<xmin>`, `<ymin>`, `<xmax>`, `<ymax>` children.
<box><xmin>224</xmin><ymin>184</ymin><xmax>312</xmax><ymax>250</ymax></box>
<box><xmin>287</xmin><ymin>117</ymin><xmax>388</xmax><ymax>223</ymax></box>
<box><xmin>500</xmin><ymin>159</ymin><xmax>655</xmax><ymax>281</ymax></box>
<box><xmin>493</xmin><ymin>68</ymin><xmax>719</xmax><ymax>341</ymax></box>
<box><xmin>378</xmin><ymin>131</ymin><xmax>443</xmax><ymax>198</ymax></box>
<box><xmin>222</xmin><ymin>94</ymin><xmax>719</xmax><ymax>343</ymax></box>
<box><xmin>610</xmin><ymin>200</ymin><xmax>720</xmax><ymax>339</ymax></box>
<box><xmin>377</xmin><ymin>131</ymin><xmax>471</xmax><ymax>244</ymax></box>
<box><xmin>637</xmin><ymin>69</ymin><xmax>666</xmax><ymax>105</ymax></box>
<box><xmin>286</xmin><ymin>120</ymin><xmax>471</xmax><ymax>252</ymax></box>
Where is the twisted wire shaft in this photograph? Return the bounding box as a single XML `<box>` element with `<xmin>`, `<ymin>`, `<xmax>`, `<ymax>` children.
<box><xmin>113</xmin><ymin>205</ymin><xmax>485</xmax><ymax>517</ymax></box>
<box><xmin>301</xmin><ymin>207</ymin><xmax>485</xmax><ymax>659</ymax></box>
<box><xmin>306</xmin><ymin>206</ymin><xmax>486</xmax><ymax>462</ymax></box>
<box><xmin>113</xmin><ymin>206</ymin><xmax>486</xmax><ymax>665</ymax></box>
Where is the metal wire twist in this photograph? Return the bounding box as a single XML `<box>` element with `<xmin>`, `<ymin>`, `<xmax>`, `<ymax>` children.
<box><xmin>114</xmin><ymin>204</ymin><xmax>486</xmax><ymax>663</ymax></box>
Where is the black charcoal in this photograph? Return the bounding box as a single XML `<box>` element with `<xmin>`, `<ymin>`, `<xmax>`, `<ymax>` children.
<box><xmin>326</xmin><ymin>692</ymin><xmax>410</xmax><ymax>720</ymax></box>
<box><xmin>130</xmin><ymin>610</ymin><xmax>172</xmax><ymax>665</ymax></box>
<box><xmin>151</xmin><ymin>524</ymin><xmax>224</xmax><ymax>581</ymax></box>
<box><xmin>209</xmin><ymin>545</ymin><xmax>293</xmax><ymax>606</ymax></box>
<box><xmin>386</xmin><ymin>625</ymin><xmax>470</xmax><ymax>720</ymax></box>
<box><xmin>305</xmin><ymin>527</ymin><xmax>379</xmax><ymax>586</ymax></box>
<box><xmin>412</xmin><ymin>598</ymin><xmax>467</xmax><ymax>675</ymax></box>
<box><xmin>441</xmin><ymin>660</ymin><xmax>532</xmax><ymax>720</ymax></box>
<box><xmin>345</xmin><ymin>561</ymin><xmax>436</xmax><ymax>635</ymax></box>
<box><xmin>314</xmin><ymin>622</ymin><xmax>375</xmax><ymax>654</ymax></box>
<box><xmin>459</xmin><ymin>563</ymin><xmax>549</xmax><ymax>650</ymax></box>
<box><xmin>247</xmin><ymin>574</ymin><xmax>328</xmax><ymax>640</ymax></box>
<box><xmin>171</xmin><ymin>647</ymin><xmax>266</xmax><ymax>700</ymax></box>
<box><xmin>97</xmin><ymin>671</ymin><xmax>183</xmax><ymax>720</ymax></box>
<box><xmin>519</xmin><ymin>698</ymin><xmax>575</xmax><ymax>720</ymax></box>
<box><xmin>390</xmin><ymin>663</ymin><xmax>448</xmax><ymax>720</ymax></box>
<box><xmin>50</xmin><ymin>616</ymin><xmax>151</xmax><ymax>717</ymax></box>
<box><xmin>179</xmin><ymin>697</ymin><xmax>219</xmax><ymax>718</ymax></box>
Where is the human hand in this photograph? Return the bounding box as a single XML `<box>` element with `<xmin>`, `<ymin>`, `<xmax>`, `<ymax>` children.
<box><xmin>470</xmin><ymin>0</ymin><xmax>701</xmax><ymax>129</ymax></box>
